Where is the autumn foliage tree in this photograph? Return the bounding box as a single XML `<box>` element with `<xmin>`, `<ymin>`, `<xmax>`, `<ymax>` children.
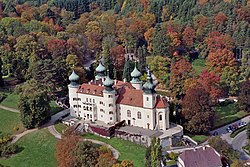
<box><xmin>170</xmin><ymin>58</ymin><xmax>193</xmax><ymax>100</ymax></box>
<box><xmin>198</xmin><ymin>70</ymin><xmax>222</xmax><ymax>99</ymax></box>
<box><xmin>56</xmin><ymin>130</ymin><xmax>80</xmax><ymax>167</ymax></box>
<box><xmin>182</xmin><ymin>87</ymin><xmax>215</xmax><ymax>133</ymax></box>
<box><xmin>206</xmin><ymin>48</ymin><xmax>236</xmax><ymax>76</ymax></box>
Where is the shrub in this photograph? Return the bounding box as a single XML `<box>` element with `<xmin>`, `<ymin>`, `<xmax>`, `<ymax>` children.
<box><xmin>168</xmin><ymin>152</ymin><xmax>179</xmax><ymax>161</ymax></box>
<box><xmin>13</xmin><ymin>126</ymin><xmax>19</xmax><ymax>131</ymax></box>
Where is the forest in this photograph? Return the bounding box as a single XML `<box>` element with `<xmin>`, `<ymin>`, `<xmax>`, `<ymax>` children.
<box><xmin>0</xmin><ymin>0</ymin><xmax>249</xmax><ymax>134</ymax></box>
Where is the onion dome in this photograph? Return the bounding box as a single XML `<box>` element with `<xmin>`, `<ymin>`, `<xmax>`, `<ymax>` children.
<box><xmin>131</xmin><ymin>62</ymin><xmax>142</xmax><ymax>78</ymax></box>
<box><xmin>95</xmin><ymin>59</ymin><xmax>106</xmax><ymax>73</ymax></box>
<box><xmin>69</xmin><ymin>70</ymin><xmax>80</xmax><ymax>87</ymax></box>
<box><xmin>143</xmin><ymin>70</ymin><xmax>156</xmax><ymax>94</ymax></box>
<box><xmin>103</xmin><ymin>70</ymin><xmax>115</xmax><ymax>93</ymax></box>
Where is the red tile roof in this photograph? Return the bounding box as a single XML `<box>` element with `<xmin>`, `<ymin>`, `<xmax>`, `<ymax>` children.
<box><xmin>116</xmin><ymin>87</ymin><xmax>144</xmax><ymax>107</ymax></box>
<box><xmin>77</xmin><ymin>80</ymin><xmax>169</xmax><ymax>109</ymax></box>
<box><xmin>77</xmin><ymin>84</ymin><xmax>104</xmax><ymax>97</ymax></box>
<box><xmin>155</xmin><ymin>96</ymin><xmax>169</xmax><ymax>108</ymax></box>
<box><xmin>179</xmin><ymin>146</ymin><xmax>222</xmax><ymax>167</ymax></box>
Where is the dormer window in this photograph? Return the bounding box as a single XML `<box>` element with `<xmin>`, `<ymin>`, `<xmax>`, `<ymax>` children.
<box><xmin>93</xmin><ymin>90</ymin><xmax>96</xmax><ymax>94</ymax></box>
<box><xmin>86</xmin><ymin>89</ymin><xmax>90</xmax><ymax>93</ymax></box>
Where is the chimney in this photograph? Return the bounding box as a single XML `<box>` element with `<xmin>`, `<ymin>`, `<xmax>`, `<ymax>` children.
<box><xmin>203</xmin><ymin>146</ymin><xmax>206</xmax><ymax>150</ymax></box>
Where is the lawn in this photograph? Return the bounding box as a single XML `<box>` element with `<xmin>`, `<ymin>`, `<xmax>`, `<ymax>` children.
<box><xmin>192</xmin><ymin>58</ymin><xmax>206</xmax><ymax>75</ymax></box>
<box><xmin>0</xmin><ymin>129</ymin><xmax>58</xmax><ymax>167</ymax></box>
<box><xmin>189</xmin><ymin>134</ymin><xmax>209</xmax><ymax>143</ymax></box>
<box><xmin>50</xmin><ymin>101</ymin><xmax>63</xmax><ymax>116</ymax></box>
<box><xmin>214</xmin><ymin>101</ymin><xmax>249</xmax><ymax>128</ymax></box>
<box><xmin>83</xmin><ymin>133</ymin><xmax>146</xmax><ymax>167</ymax></box>
<box><xmin>0</xmin><ymin>109</ymin><xmax>24</xmax><ymax>135</ymax></box>
<box><xmin>54</xmin><ymin>122</ymin><xmax>68</xmax><ymax>134</ymax></box>
<box><xmin>0</xmin><ymin>93</ymin><xmax>19</xmax><ymax>109</ymax></box>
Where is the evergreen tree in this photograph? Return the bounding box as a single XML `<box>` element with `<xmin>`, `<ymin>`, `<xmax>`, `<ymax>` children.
<box><xmin>122</xmin><ymin>58</ymin><xmax>131</xmax><ymax>82</ymax></box>
<box><xmin>238</xmin><ymin>80</ymin><xmax>250</xmax><ymax>112</ymax></box>
<box><xmin>0</xmin><ymin>58</ymin><xmax>4</xmax><ymax>87</ymax></box>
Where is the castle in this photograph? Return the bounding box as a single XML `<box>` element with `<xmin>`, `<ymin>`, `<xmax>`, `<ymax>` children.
<box><xmin>68</xmin><ymin>60</ymin><xmax>169</xmax><ymax>131</ymax></box>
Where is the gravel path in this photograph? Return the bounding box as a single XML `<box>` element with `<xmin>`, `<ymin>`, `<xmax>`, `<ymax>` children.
<box><xmin>0</xmin><ymin>105</ymin><xmax>20</xmax><ymax>113</ymax></box>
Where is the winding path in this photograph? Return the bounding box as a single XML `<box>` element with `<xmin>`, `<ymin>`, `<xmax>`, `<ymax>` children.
<box><xmin>0</xmin><ymin>105</ymin><xmax>20</xmax><ymax>113</ymax></box>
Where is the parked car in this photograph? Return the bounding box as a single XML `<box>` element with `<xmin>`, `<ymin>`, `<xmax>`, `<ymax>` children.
<box><xmin>227</xmin><ymin>127</ymin><xmax>232</xmax><ymax>133</ymax></box>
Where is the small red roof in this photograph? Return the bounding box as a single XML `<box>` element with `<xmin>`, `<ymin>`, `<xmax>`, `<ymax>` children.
<box><xmin>155</xmin><ymin>96</ymin><xmax>169</xmax><ymax>108</ymax></box>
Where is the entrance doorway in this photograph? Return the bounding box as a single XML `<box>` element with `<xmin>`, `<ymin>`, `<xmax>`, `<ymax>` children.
<box><xmin>128</xmin><ymin>120</ymin><xmax>131</xmax><ymax>126</ymax></box>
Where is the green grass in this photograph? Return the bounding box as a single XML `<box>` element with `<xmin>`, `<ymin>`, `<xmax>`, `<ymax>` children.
<box><xmin>230</xmin><ymin>126</ymin><xmax>247</xmax><ymax>138</ymax></box>
<box><xmin>83</xmin><ymin>133</ymin><xmax>146</xmax><ymax>167</ymax></box>
<box><xmin>0</xmin><ymin>109</ymin><xmax>24</xmax><ymax>135</ymax></box>
<box><xmin>187</xmin><ymin>133</ymin><xmax>209</xmax><ymax>143</ymax></box>
<box><xmin>243</xmin><ymin>145</ymin><xmax>250</xmax><ymax>155</ymax></box>
<box><xmin>192</xmin><ymin>58</ymin><xmax>206</xmax><ymax>75</ymax></box>
<box><xmin>166</xmin><ymin>160</ymin><xmax>177</xmax><ymax>166</ymax></box>
<box><xmin>50</xmin><ymin>101</ymin><xmax>63</xmax><ymax>116</ymax></box>
<box><xmin>54</xmin><ymin>122</ymin><xmax>68</xmax><ymax>134</ymax></box>
<box><xmin>0</xmin><ymin>129</ymin><xmax>58</xmax><ymax>167</ymax></box>
<box><xmin>0</xmin><ymin>93</ymin><xmax>19</xmax><ymax>109</ymax></box>
<box><xmin>214</xmin><ymin>101</ymin><xmax>248</xmax><ymax>128</ymax></box>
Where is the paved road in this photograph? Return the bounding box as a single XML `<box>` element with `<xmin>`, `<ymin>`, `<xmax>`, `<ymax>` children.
<box><xmin>0</xmin><ymin>105</ymin><xmax>20</xmax><ymax>113</ymax></box>
<box><xmin>210</xmin><ymin>115</ymin><xmax>250</xmax><ymax>138</ymax></box>
<box><xmin>11</xmin><ymin>128</ymin><xmax>38</xmax><ymax>144</ymax></box>
<box><xmin>231</xmin><ymin>130</ymin><xmax>250</xmax><ymax>160</ymax></box>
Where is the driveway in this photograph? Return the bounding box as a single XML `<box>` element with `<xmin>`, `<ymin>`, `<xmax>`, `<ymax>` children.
<box><xmin>231</xmin><ymin>130</ymin><xmax>250</xmax><ymax>160</ymax></box>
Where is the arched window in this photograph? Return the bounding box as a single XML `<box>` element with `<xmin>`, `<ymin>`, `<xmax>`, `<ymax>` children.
<box><xmin>159</xmin><ymin>115</ymin><xmax>162</xmax><ymax>121</ymax></box>
<box><xmin>127</xmin><ymin>110</ymin><xmax>131</xmax><ymax>117</ymax></box>
<box><xmin>109</xmin><ymin>111</ymin><xmax>113</xmax><ymax>115</ymax></box>
<box><xmin>137</xmin><ymin>112</ymin><xmax>141</xmax><ymax>119</ymax></box>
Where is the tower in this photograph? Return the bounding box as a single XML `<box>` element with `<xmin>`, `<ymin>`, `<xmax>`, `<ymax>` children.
<box><xmin>95</xmin><ymin>58</ymin><xmax>106</xmax><ymax>80</ymax></box>
<box><xmin>130</xmin><ymin>61</ymin><xmax>142</xmax><ymax>90</ymax></box>
<box><xmin>68</xmin><ymin>70</ymin><xmax>80</xmax><ymax>117</ymax></box>
<box><xmin>142</xmin><ymin>70</ymin><xmax>156</xmax><ymax>109</ymax></box>
<box><xmin>102</xmin><ymin>71</ymin><xmax>117</xmax><ymax>124</ymax></box>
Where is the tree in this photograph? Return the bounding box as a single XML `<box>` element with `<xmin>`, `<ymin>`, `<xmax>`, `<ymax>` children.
<box><xmin>73</xmin><ymin>141</ymin><xmax>99</xmax><ymax>167</ymax></box>
<box><xmin>95</xmin><ymin>152</ymin><xmax>116</xmax><ymax>167</ymax></box>
<box><xmin>231</xmin><ymin>160</ymin><xmax>245</xmax><ymax>167</ymax></box>
<box><xmin>145</xmin><ymin>137</ymin><xmax>162</xmax><ymax>167</ymax></box>
<box><xmin>208</xmin><ymin>137</ymin><xmax>239</xmax><ymax>163</ymax></box>
<box><xmin>182</xmin><ymin>26</ymin><xmax>196</xmax><ymax>47</ymax></box>
<box><xmin>238</xmin><ymin>80</ymin><xmax>250</xmax><ymax>112</ymax></box>
<box><xmin>170</xmin><ymin>59</ymin><xmax>193</xmax><ymax>100</ymax></box>
<box><xmin>112</xmin><ymin>160</ymin><xmax>134</xmax><ymax>167</ymax></box>
<box><xmin>240</xmin><ymin>50</ymin><xmax>250</xmax><ymax>81</ymax></box>
<box><xmin>182</xmin><ymin>87</ymin><xmax>215</xmax><ymax>133</ymax></box>
<box><xmin>17</xmin><ymin>79</ymin><xmax>51</xmax><ymax>129</ymax></box>
<box><xmin>198</xmin><ymin>70</ymin><xmax>222</xmax><ymax>99</ymax></box>
<box><xmin>206</xmin><ymin>49</ymin><xmax>236</xmax><ymax>76</ymax></box>
<box><xmin>0</xmin><ymin>58</ymin><xmax>4</xmax><ymax>87</ymax></box>
<box><xmin>148</xmin><ymin>56</ymin><xmax>171</xmax><ymax>88</ymax></box>
<box><xmin>56</xmin><ymin>130</ymin><xmax>80</xmax><ymax>167</ymax></box>
<box><xmin>122</xmin><ymin>58</ymin><xmax>131</xmax><ymax>82</ymax></box>
<box><xmin>220</xmin><ymin>66</ymin><xmax>240</xmax><ymax>96</ymax></box>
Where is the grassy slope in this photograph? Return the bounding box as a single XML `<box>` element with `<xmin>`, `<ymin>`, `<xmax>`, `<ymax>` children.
<box><xmin>54</xmin><ymin>123</ymin><xmax>68</xmax><ymax>134</ymax></box>
<box><xmin>0</xmin><ymin>129</ymin><xmax>58</xmax><ymax>167</ymax></box>
<box><xmin>192</xmin><ymin>58</ymin><xmax>206</xmax><ymax>75</ymax></box>
<box><xmin>83</xmin><ymin>133</ymin><xmax>146</xmax><ymax>167</ymax></box>
<box><xmin>0</xmin><ymin>94</ymin><xmax>19</xmax><ymax>109</ymax></box>
<box><xmin>0</xmin><ymin>109</ymin><xmax>24</xmax><ymax>135</ymax></box>
<box><xmin>214</xmin><ymin>102</ymin><xmax>248</xmax><ymax>128</ymax></box>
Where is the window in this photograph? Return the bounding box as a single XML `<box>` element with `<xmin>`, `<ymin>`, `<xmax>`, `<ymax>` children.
<box><xmin>137</xmin><ymin>112</ymin><xmax>141</xmax><ymax>119</ymax></box>
<box><xmin>73</xmin><ymin>105</ymin><xmax>78</xmax><ymax>108</ymax></box>
<box><xmin>90</xmin><ymin>98</ymin><xmax>92</xmax><ymax>103</ymax></box>
<box><xmin>159</xmin><ymin>115</ymin><xmax>162</xmax><ymax>121</ymax></box>
<box><xmin>86</xmin><ymin>98</ymin><xmax>88</xmax><ymax>102</ymax></box>
<box><xmin>147</xmin><ymin>115</ymin><xmax>149</xmax><ymax>118</ymax></box>
<box><xmin>127</xmin><ymin>110</ymin><xmax>131</xmax><ymax>117</ymax></box>
<box><xmin>100</xmin><ymin>101</ymin><xmax>103</xmax><ymax>104</ymax></box>
<box><xmin>109</xmin><ymin>104</ymin><xmax>113</xmax><ymax>107</ymax></box>
<box><xmin>90</xmin><ymin>107</ymin><xmax>92</xmax><ymax>111</ymax></box>
<box><xmin>110</xmin><ymin>117</ymin><xmax>112</xmax><ymax>120</ymax></box>
<box><xmin>109</xmin><ymin>111</ymin><xmax>113</xmax><ymax>115</ymax></box>
<box><xmin>78</xmin><ymin>105</ymin><xmax>81</xmax><ymax>108</ymax></box>
<box><xmin>146</xmin><ymin>97</ymin><xmax>149</xmax><ymax>101</ymax></box>
<box><xmin>100</xmin><ymin>109</ymin><xmax>104</xmax><ymax>113</ymax></box>
<box><xmin>90</xmin><ymin>115</ymin><xmax>92</xmax><ymax>118</ymax></box>
<box><xmin>108</xmin><ymin>95</ymin><xmax>113</xmax><ymax>98</ymax></box>
<box><xmin>93</xmin><ymin>99</ymin><xmax>95</xmax><ymax>103</ymax></box>
<box><xmin>101</xmin><ymin>115</ymin><xmax>103</xmax><ymax>118</ymax></box>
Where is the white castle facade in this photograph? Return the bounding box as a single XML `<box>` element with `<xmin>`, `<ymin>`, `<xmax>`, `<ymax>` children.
<box><xmin>68</xmin><ymin>60</ymin><xmax>170</xmax><ymax>131</ymax></box>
